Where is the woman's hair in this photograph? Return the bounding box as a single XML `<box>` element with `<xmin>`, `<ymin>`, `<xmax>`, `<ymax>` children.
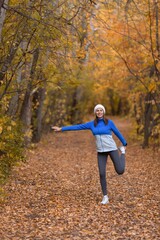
<box><xmin>94</xmin><ymin>116</ymin><xmax>108</xmax><ymax>126</ymax></box>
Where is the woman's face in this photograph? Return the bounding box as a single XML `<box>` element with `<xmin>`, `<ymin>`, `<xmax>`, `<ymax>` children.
<box><xmin>95</xmin><ymin>108</ymin><xmax>104</xmax><ymax>118</ymax></box>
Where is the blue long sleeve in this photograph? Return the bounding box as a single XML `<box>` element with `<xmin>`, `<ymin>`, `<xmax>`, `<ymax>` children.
<box><xmin>62</xmin><ymin>121</ymin><xmax>92</xmax><ymax>131</ymax></box>
<box><xmin>61</xmin><ymin>119</ymin><xmax>127</xmax><ymax>146</ymax></box>
<box><xmin>109</xmin><ymin>120</ymin><xmax>127</xmax><ymax>146</ymax></box>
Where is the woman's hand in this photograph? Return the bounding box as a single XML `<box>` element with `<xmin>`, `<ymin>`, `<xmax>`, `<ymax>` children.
<box><xmin>51</xmin><ymin>126</ymin><xmax>62</xmax><ymax>132</ymax></box>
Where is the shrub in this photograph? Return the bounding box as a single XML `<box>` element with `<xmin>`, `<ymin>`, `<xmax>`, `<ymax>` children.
<box><xmin>0</xmin><ymin>115</ymin><xmax>25</xmax><ymax>184</ymax></box>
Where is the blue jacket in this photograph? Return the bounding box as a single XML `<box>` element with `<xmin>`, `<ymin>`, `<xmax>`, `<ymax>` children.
<box><xmin>62</xmin><ymin>119</ymin><xmax>127</xmax><ymax>151</ymax></box>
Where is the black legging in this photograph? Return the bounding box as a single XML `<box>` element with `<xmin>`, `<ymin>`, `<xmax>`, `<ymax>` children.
<box><xmin>97</xmin><ymin>150</ymin><xmax>125</xmax><ymax>195</ymax></box>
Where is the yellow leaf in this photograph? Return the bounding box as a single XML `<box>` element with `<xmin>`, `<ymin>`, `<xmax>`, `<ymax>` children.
<box><xmin>11</xmin><ymin>121</ymin><xmax>16</xmax><ymax>126</ymax></box>
<box><xmin>0</xmin><ymin>126</ymin><xmax>3</xmax><ymax>134</ymax></box>
<box><xmin>7</xmin><ymin>126</ymin><xmax>12</xmax><ymax>131</ymax></box>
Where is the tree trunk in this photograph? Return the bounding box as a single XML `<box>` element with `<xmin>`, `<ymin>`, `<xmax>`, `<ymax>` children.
<box><xmin>32</xmin><ymin>86</ymin><xmax>46</xmax><ymax>143</ymax></box>
<box><xmin>7</xmin><ymin>93</ymin><xmax>19</xmax><ymax>117</ymax></box>
<box><xmin>143</xmin><ymin>93</ymin><xmax>153</xmax><ymax>148</ymax></box>
<box><xmin>7</xmin><ymin>52</ymin><xmax>25</xmax><ymax>117</ymax></box>
<box><xmin>0</xmin><ymin>40</ymin><xmax>21</xmax><ymax>92</ymax></box>
<box><xmin>70</xmin><ymin>90</ymin><xmax>79</xmax><ymax>124</ymax></box>
<box><xmin>0</xmin><ymin>0</ymin><xmax>8</xmax><ymax>42</ymax></box>
<box><xmin>108</xmin><ymin>88</ymin><xmax>116</xmax><ymax>115</ymax></box>
<box><xmin>0</xmin><ymin>1</ymin><xmax>20</xmax><ymax>86</ymax></box>
<box><xmin>117</xmin><ymin>98</ymin><xmax>122</xmax><ymax>115</ymax></box>
<box><xmin>155</xmin><ymin>0</ymin><xmax>159</xmax><ymax>57</ymax></box>
<box><xmin>20</xmin><ymin>48</ymin><xmax>39</xmax><ymax>146</ymax></box>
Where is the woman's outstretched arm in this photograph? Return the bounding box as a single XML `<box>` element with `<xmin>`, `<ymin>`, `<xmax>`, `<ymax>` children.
<box><xmin>52</xmin><ymin>121</ymin><xmax>93</xmax><ymax>132</ymax></box>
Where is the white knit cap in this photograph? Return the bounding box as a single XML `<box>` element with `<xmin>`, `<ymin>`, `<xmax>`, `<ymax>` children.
<box><xmin>94</xmin><ymin>104</ymin><xmax>106</xmax><ymax>114</ymax></box>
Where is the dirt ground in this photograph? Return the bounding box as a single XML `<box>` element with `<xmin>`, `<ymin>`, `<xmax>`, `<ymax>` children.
<box><xmin>0</xmin><ymin>117</ymin><xmax>159</xmax><ymax>240</ymax></box>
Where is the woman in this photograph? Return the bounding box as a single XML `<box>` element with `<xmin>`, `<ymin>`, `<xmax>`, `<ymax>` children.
<box><xmin>51</xmin><ymin>104</ymin><xmax>127</xmax><ymax>204</ymax></box>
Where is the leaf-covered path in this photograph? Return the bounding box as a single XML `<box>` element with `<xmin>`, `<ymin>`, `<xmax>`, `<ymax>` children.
<box><xmin>0</xmin><ymin>117</ymin><xmax>159</xmax><ymax>240</ymax></box>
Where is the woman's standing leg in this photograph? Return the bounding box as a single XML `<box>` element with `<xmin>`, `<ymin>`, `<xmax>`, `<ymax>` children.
<box><xmin>109</xmin><ymin>150</ymin><xmax>125</xmax><ymax>174</ymax></box>
<box><xmin>97</xmin><ymin>152</ymin><xmax>108</xmax><ymax>195</ymax></box>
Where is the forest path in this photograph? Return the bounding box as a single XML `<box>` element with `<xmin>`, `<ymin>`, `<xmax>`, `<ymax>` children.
<box><xmin>0</xmin><ymin>117</ymin><xmax>159</xmax><ymax>240</ymax></box>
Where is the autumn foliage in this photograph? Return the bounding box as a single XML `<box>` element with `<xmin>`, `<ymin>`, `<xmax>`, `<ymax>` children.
<box><xmin>0</xmin><ymin>0</ymin><xmax>159</xmax><ymax>180</ymax></box>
